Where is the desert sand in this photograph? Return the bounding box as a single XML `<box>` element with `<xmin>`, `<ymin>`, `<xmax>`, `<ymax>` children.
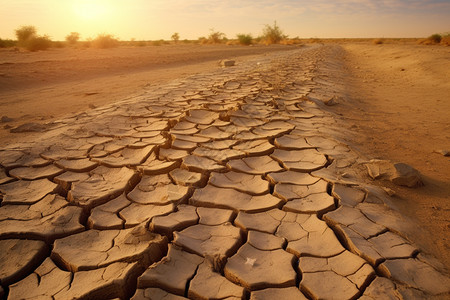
<box><xmin>0</xmin><ymin>42</ymin><xmax>449</xmax><ymax>299</ymax></box>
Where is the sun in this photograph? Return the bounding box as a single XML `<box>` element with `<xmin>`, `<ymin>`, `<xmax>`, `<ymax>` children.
<box><xmin>73</xmin><ymin>1</ymin><xmax>108</xmax><ymax>20</ymax></box>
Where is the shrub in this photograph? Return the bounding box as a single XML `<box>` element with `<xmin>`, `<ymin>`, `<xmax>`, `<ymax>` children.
<box><xmin>25</xmin><ymin>35</ymin><xmax>52</xmax><ymax>51</ymax></box>
<box><xmin>208</xmin><ymin>30</ymin><xmax>226</xmax><ymax>44</ymax></box>
<box><xmin>0</xmin><ymin>38</ymin><xmax>16</xmax><ymax>48</ymax></box>
<box><xmin>428</xmin><ymin>34</ymin><xmax>442</xmax><ymax>44</ymax></box>
<box><xmin>65</xmin><ymin>32</ymin><xmax>80</xmax><ymax>45</ymax></box>
<box><xmin>261</xmin><ymin>21</ymin><xmax>285</xmax><ymax>44</ymax></box>
<box><xmin>171</xmin><ymin>32</ymin><xmax>180</xmax><ymax>43</ymax></box>
<box><xmin>91</xmin><ymin>34</ymin><xmax>119</xmax><ymax>48</ymax></box>
<box><xmin>237</xmin><ymin>34</ymin><xmax>253</xmax><ymax>45</ymax></box>
<box><xmin>15</xmin><ymin>25</ymin><xmax>37</xmax><ymax>44</ymax></box>
<box><xmin>52</xmin><ymin>41</ymin><xmax>65</xmax><ymax>48</ymax></box>
<box><xmin>441</xmin><ymin>34</ymin><xmax>450</xmax><ymax>46</ymax></box>
<box><xmin>152</xmin><ymin>40</ymin><xmax>163</xmax><ymax>46</ymax></box>
<box><xmin>373</xmin><ymin>38</ymin><xmax>384</xmax><ymax>45</ymax></box>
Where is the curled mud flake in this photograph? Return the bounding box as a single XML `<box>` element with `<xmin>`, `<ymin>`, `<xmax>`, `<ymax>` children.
<box><xmin>271</xmin><ymin>148</ymin><xmax>327</xmax><ymax>172</ymax></box>
<box><xmin>0</xmin><ymin>179</ymin><xmax>59</xmax><ymax>205</ymax></box>
<box><xmin>190</xmin><ymin>185</ymin><xmax>283</xmax><ymax>213</ymax></box>
<box><xmin>299</xmin><ymin>251</ymin><xmax>375</xmax><ymax>299</ymax></box>
<box><xmin>227</xmin><ymin>156</ymin><xmax>283</xmax><ymax>175</ymax></box>
<box><xmin>67</xmin><ymin>166</ymin><xmax>137</xmax><ymax>209</ymax></box>
<box><xmin>173</xmin><ymin>223</ymin><xmax>243</xmax><ymax>258</ymax></box>
<box><xmin>250</xmin><ymin>287</ymin><xmax>308</xmax><ymax>300</ymax></box>
<box><xmin>378</xmin><ymin>258</ymin><xmax>450</xmax><ymax>295</ymax></box>
<box><xmin>51</xmin><ymin>227</ymin><xmax>167</xmax><ymax>272</ymax></box>
<box><xmin>0</xmin><ymin>239</ymin><xmax>49</xmax><ymax>286</ymax></box>
<box><xmin>92</xmin><ymin>145</ymin><xmax>155</xmax><ymax>167</ymax></box>
<box><xmin>138</xmin><ymin>152</ymin><xmax>180</xmax><ymax>175</ymax></box>
<box><xmin>188</xmin><ymin>261</ymin><xmax>245</xmax><ymax>300</ymax></box>
<box><xmin>182</xmin><ymin>155</ymin><xmax>226</xmax><ymax>172</ymax></box>
<box><xmin>224</xmin><ymin>243</ymin><xmax>297</xmax><ymax>291</ymax></box>
<box><xmin>9</xmin><ymin>164</ymin><xmax>64</xmax><ymax>180</ymax></box>
<box><xmin>138</xmin><ymin>245</ymin><xmax>203</xmax><ymax>295</ymax></box>
<box><xmin>209</xmin><ymin>171</ymin><xmax>270</xmax><ymax>195</ymax></box>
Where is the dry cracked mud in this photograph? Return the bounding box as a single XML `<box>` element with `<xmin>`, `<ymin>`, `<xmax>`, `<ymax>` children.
<box><xmin>1</xmin><ymin>45</ymin><xmax>449</xmax><ymax>300</ymax></box>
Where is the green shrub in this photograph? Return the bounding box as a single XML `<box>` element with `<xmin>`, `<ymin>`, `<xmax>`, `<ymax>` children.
<box><xmin>261</xmin><ymin>21</ymin><xmax>285</xmax><ymax>44</ymax></box>
<box><xmin>237</xmin><ymin>34</ymin><xmax>253</xmax><ymax>45</ymax></box>
<box><xmin>25</xmin><ymin>35</ymin><xmax>52</xmax><ymax>51</ymax></box>
<box><xmin>0</xmin><ymin>38</ymin><xmax>16</xmax><ymax>48</ymax></box>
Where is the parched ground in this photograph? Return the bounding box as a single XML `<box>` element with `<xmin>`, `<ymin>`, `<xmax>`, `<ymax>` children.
<box><xmin>0</xmin><ymin>43</ymin><xmax>449</xmax><ymax>299</ymax></box>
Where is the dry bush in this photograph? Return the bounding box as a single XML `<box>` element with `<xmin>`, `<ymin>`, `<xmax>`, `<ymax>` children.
<box><xmin>440</xmin><ymin>34</ymin><xmax>450</xmax><ymax>46</ymax></box>
<box><xmin>419</xmin><ymin>34</ymin><xmax>442</xmax><ymax>45</ymax></box>
<box><xmin>261</xmin><ymin>21</ymin><xmax>285</xmax><ymax>44</ymax></box>
<box><xmin>373</xmin><ymin>38</ymin><xmax>384</xmax><ymax>45</ymax></box>
<box><xmin>25</xmin><ymin>35</ymin><xmax>52</xmax><ymax>51</ymax></box>
<box><xmin>207</xmin><ymin>30</ymin><xmax>226</xmax><ymax>44</ymax></box>
<box><xmin>15</xmin><ymin>25</ymin><xmax>36</xmax><ymax>44</ymax></box>
<box><xmin>91</xmin><ymin>34</ymin><xmax>119</xmax><ymax>48</ymax></box>
<box><xmin>65</xmin><ymin>32</ymin><xmax>80</xmax><ymax>45</ymax></box>
<box><xmin>0</xmin><ymin>38</ymin><xmax>16</xmax><ymax>48</ymax></box>
<box><xmin>171</xmin><ymin>32</ymin><xmax>180</xmax><ymax>43</ymax></box>
<box><xmin>237</xmin><ymin>34</ymin><xmax>253</xmax><ymax>45</ymax></box>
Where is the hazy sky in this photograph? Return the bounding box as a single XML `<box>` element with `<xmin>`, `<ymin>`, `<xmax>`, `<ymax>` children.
<box><xmin>1</xmin><ymin>0</ymin><xmax>449</xmax><ymax>41</ymax></box>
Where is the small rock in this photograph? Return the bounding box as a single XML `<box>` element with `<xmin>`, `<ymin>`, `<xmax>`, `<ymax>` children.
<box><xmin>10</xmin><ymin>122</ymin><xmax>47</xmax><ymax>133</ymax></box>
<box><xmin>220</xmin><ymin>60</ymin><xmax>235</xmax><ymax>67</ymax></box>
<box><xmin>382</xmin><ymin>187</ymin><xmax>396</xmax><ymax>196</ymax></box>
<box><xmin>434</xmin><ymin>149</ymin><xmax>450</xmax><ymax>157</ymax></box>
<box><xmin>325</xmin><ymin>95</ymin><xmax>341</xmax><ymax>106</ymax></box>
<box><xmin>1</xmin><ymin>116</ymin><xmax>13</xmax><ymax>123</ymax></box>
<box><xmin>3</xmin><ymin>124</ymin><xmax>12</xmax><ymax>129</ymax></box>
<box><xmin>391</xmin><ymin>163</ymin><xmax>423</xmax><ymax>188</ymax></box>
<box><xmin>365</xmin><ymin>160</ymin><xmax>422</xmax><ymax>188</ymax></box>
<box><xmin>88</xmin><ymin>104</ymin><xmax>97</xmax><ymax>109</ymax></box>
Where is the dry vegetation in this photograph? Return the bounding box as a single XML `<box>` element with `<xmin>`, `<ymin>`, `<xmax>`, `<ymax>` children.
<box><xmin>1</xmin><ymin>23</ymin><xmax>449</xmax><ymax>51</ymax></box>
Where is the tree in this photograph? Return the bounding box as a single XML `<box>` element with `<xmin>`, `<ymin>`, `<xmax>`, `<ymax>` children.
<box><xmin>262</xmin><ymin>21</ymin><xmax>285</xmax><ymax>44</ymax></box>
<box><xmin>171</xmin><ymin>32</ymin><xmax>180</xmax><ymax>43</ymax></box>
<box><xmin>65</xmin><ymin>32</ymin><xmax>80</xmax><ymax>45</ymax></box>
<box><xmin>15</xmin><ymin>25</ymin><xmax>36</xmax><ymax>44</ymax></box>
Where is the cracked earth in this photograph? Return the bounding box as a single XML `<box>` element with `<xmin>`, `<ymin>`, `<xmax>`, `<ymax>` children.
<box><xmin>1</xmin><ymin>45</ymin><xmax>449</xmax><ymax>300</ymax></box>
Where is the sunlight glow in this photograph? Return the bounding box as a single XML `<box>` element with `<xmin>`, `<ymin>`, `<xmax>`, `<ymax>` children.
<box><xmin>73</xmin><ymin>1</ymin><xmax>109</xmax><ymax>20</ymax></box>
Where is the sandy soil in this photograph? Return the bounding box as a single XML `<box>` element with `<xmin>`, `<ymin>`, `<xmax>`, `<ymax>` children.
<box><xmin>0</xmin><ymin>41</ymin><xmax>448</xmax><ymax>267</ymax></box>
<box><xmin>0</xmin><ymin>44</ymin><xmax>298</xmax><ymax>143</ymax></box>
<box><xmin>338</xmin><ymin>42</ymin><xmax>450</xmax><ymax>267</ymax></box>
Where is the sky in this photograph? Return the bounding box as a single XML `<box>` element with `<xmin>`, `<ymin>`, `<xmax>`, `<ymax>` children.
<box><xmin>1</xmin><ymin>0</ymin><xmax>449</xmax><ymax>41</ymax></box>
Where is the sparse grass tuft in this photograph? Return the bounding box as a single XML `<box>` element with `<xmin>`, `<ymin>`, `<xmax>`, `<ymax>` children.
<box><xmin>91</xmin><ymin>34</ymin><xmax>119</xmax><ymax>48</ymax></box>
<box><xmin>237</xmin><ymin>34</ymin><xmax>253</xmax><ymax>45</ymax></box>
